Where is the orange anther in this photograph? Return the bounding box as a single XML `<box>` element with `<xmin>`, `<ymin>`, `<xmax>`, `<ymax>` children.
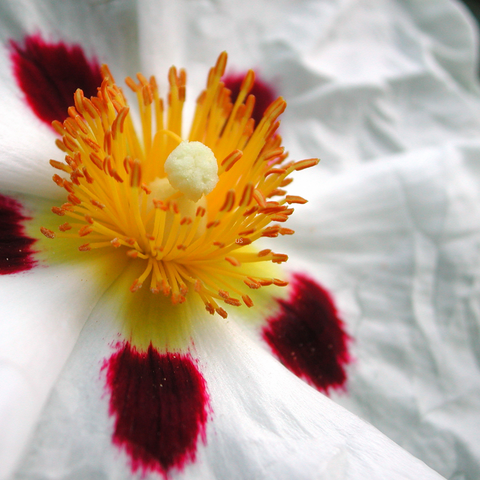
<box><xmin>280</xmin><ymin>178</ymin><xmax>293</xmax><ymax>187</ymax></box>
<box><xmin>130</xmin><ymin>279</ymin><xmax>142</xmax><ymax>293</ymax></box>
<box><xmin>220</xmin><ymin>190</ymin><xmax>235</xmax><ymax>212</ymax></box>
<box><xmin>59</xmin><ymin>223</ymin><xmax>71</xmax><ymax>232</ymax></box>
<box><xmin>52</xmin><ymin>174</ymin><xmax>64</xmax><ymax>187</ymax></box>
<box><xmin>225</xmin><ymin>256</ymin><xmax>241</xmax><ymax>267</ymax></box>
<box><xmin>61</xmin><ymin>203</ymin><xmax>75</xmax><ymax>211</ymax></box>
<box><xmin>273</xmin><ymin>278</ymin><xmax>289</xmax><ymax>287</ymax></box>
<box><xmin>141</xmin><ymin>183</ymin><xmax>152</xmax><ymax>194</ymax></box>
<box><xmin>272</xmin><ymin>253</ymin><xmax>288</xmax><ymax>264</ymax></box>
<box><xmin>224</xmin><ymin>298</ymin><xmax>241</xmax><ymax>307</ymax></box>
<box><xmin>130</xmin><ymin>161</ymin><xmax>142</xmax><ymax>187</ymax></box>
<box><xmin>207</xmin><ymin>220</ymin><xmax>220</xmax><ymax>229</ymax></box>
<box><xmin>285</xmin><ymin>195</ymin><xmax>307</xmax><ymax>204</ymax></box>
<box><xmin>40</xmin><ymin>227</ymin><xmax>55</xmax><ymax>239</ymax></box>
<box><xmin>271</xmin><ymin>214</ymin><xmax>288</xmax><ymax>222</ymax></box>
<box><xmin>55</xmin><ymin>138</ymin><xmax>68</xmax><ymax>152</ymax></box>
<box><xmin>63</xmin><ymin>180</ymin><xmax>75</xmax><ymax>194</ymax></box>
<box><xmin>240</xmin><ymin>183</ymin><xmax>254</xmax><ymax>207</ymax></box>
<box><xmin>51</xmin><ymin>206</ymin><xmax>65</xmax><ymax>216</ymax></box>
<box><xmin>78</xmin><ymin>244</ymin><xmax>91</xmax><ymax>251</ymax></box>
<box><xmin>89</xmin><ymin>152</ymin><xmax>103</xmax><ymax>170</ymax></box>
<box><xmin>205</xmin><ymin>303</ymin><xmax>215</xmax><ymax>315</ymax></box>
<box><xmin>265</xmin><ymin>168</ymin><xmax>286</xmax><ymax>177</ymax></box>
<box><xmin>49</xmin><ymin>160</ymin><xmax>69</xmax><ymax>172</ymax></box>
<box><xmin>242</xmin><ymin>295</ymin><xmax>254</xmax><ymax>308</ymax></box>
<box><xmin>292</xmin><ymin>158</ymin><xmax>319</xmax><ymax>171</ymax></box>
<box><xmin>244</xmin><ymin>278</ymin><xmax>261</xmax><ymax>289</ymax></box>
<box><xmin>78</xmin><ymin>225</ymin><xmax>93</xmax><ymax>237</ymax></box>
<box><xmin>67</xmin><ymin>193</ymin><xmax>81</xmax><ymax>205</ymax></box>
<box><xmin>82</xmin><ymin>167</ymin><xmax>94</xmax><ymax>183</ymax></box>
<box><xmin>221</xmin><ymin>149</ymin><xmax>243</xmax><ymax>172</ymax></box>
<box><xmin>91</xmin><ymin>199</ymin><xmax>105</xmax><ymax>209</ymax></box>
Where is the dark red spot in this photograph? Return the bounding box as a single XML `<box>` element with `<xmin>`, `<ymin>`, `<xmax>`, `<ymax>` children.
<box><xmin>10</xmin><ymin>34</ymin><xmax>102</xmax><ymax>127</ymax></box>
<box><xmin>262</xmin><ymin>274</ymin><xmax>350</xmax><ymax>394</ymax></box>
<box><xmin>0</xmin><ymin>194</ymin><xmax>37</xmax><ymax>275</ymax></box>
<box><xmin>104</xmin><ymin>342</ymin><xmax>209</xmax><ymax>478</ymax></box>
<box><xmin>223</xmin><ymin>72</ymin><xmax>277</xmax><ymax>125</ymax></box>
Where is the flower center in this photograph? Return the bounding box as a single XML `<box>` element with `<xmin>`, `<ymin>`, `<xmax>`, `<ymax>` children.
<box><xmin>40</xmin><ymin>53</ymin><xmax>318</xmax><ymax>317</ymax></box>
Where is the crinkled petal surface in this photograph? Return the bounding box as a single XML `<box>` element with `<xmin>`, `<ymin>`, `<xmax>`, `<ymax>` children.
<box><xmin>281</xmin><ymin>141</ymin><xmax>480</xmax><ymax>478</ymax></box>
<box><xmin>138</xmin><ymin>0</ymin><xmax>480</xmax><ymax>170</ymax></box>
<box><xmin>13</xmin><ymin>285</ymin><xmax>444</xmax><ymax>479</ymax></box>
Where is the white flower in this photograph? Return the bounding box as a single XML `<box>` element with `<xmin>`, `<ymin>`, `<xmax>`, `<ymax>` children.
<box><xmin>0</xmin><ymin>0</ymin><xmax>479</xmax><ymax>479</ymax></box>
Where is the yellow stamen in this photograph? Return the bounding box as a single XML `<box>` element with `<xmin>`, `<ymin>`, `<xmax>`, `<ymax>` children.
<box><xmin>41</xmin><ymin>52</ymin><xmax>319</xmax><ymax>316</ymax></box>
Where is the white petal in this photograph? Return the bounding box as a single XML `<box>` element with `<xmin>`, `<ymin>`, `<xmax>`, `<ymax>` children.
<box><xmin>0</xmin><ymin>0</ymin><xmax>139</xmax><ymax>75</ymax></box>
<box><xmin>280</xmin><ymin>141</ymin><xmax>480</xmax><ymax>478</ymax></box>
<box><xmin>0</xmin><ymin>0</ymin><xmax>139</xmax><ymax>199</ymax></box>
<box><xmin>13</xmin><ymin>286</ymin><xmax>444</xmax><ymax>480</ymax></box>
<box><xmin>0</xmin><ymin>196</ymin><xmax>128</xmax><ymax>479</ymax></box>
<box><xmin>138</xmin><ymin>0</ymin><xmax>480</xmax><ymax>169</ymax></box>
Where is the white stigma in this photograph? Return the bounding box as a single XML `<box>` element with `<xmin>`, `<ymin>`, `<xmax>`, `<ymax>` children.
<box><xmin>164</xmin><ymin>141</ymin><xmax>219</xmax><ymax>202</ymax></box>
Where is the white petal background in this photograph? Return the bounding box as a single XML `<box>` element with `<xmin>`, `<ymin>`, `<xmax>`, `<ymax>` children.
<box><xmin>0</xmin><ymin>0</ymin><xmax>479</xmax><ymax>479</ymax></box>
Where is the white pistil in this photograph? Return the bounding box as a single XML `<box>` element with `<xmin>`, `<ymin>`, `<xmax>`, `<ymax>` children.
<box><xmin>164</xmin><ymin>141</ymin><xmax>219</xmax><ymax>202</ymax></box>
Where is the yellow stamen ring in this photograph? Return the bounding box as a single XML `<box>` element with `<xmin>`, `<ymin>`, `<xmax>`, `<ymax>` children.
<box><xmin>41</xmin><ymin>52</ymin><xmax>319</xmax><ymax>316</ymax></box>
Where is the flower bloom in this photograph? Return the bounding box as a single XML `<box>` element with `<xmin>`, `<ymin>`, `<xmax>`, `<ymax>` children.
<box><xmin>1</xmin><ymin>0</ymin><xmax>480</xmax><ymax>479</ymax></box>
<box><xmin>40</xmin><ymin>52</ymin><xmax>316</xmax><ymax>319</ymax></box>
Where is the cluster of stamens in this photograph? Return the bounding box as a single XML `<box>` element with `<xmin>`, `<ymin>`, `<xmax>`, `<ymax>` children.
<box><xmin>41</xmin><ymin>52</ymin><xmax>318</xmax><ymax>317</ymax></box>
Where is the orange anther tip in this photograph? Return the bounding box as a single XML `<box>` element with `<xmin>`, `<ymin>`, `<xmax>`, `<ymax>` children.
<box><xmin>78</xmin><ymin>243</ymin><xmax>91</xmax><ymax>251</ymax></box>
<box><xmin>40</xmin><ymin>227</ymin><xmax>55</xmax><ymax>239</ymax></box>
<box><xmin>293</xmin><ymin>158</ymin><xmax>319</xmax><ymax>171</ymax></box>
<box><xmin>59</xmin><ymin>222</ymin><xmax>71</xmax><ymax>232</ymax></box>
<box><xmin>78</xmin><ymin>225</ymin><xmax>93</xmax><ymax>237</ymax></box>
<box><xmin>285</xmin><ymin>195</ymin><xmax>307</xmax><ymax>204</ymax></box>
<box><xmin>225</xmin><ymin>298</ymin><xmax>241</xmax><ymax>307</ymax></box>
<box><xmin>130</xmin><ymin>280</ymin><xmax>142</xmax><ymax>293</ymax></box>
<box><xmin>51</xmin><ymin>206</ymin><xmax>65</xmax><ymax>216</ymax></box>
<box><xmin>242</xmin><ymin>295</ymin><xmax>254</xmax><ymax>308</ymax></box>
<box><xmin>206</xmin><ymin>304</ymin><xmax>215</xmax><ymax>315</ymax></box>
<box><xmin>225</xmin><ymin>256</ymin><xmax>241</xmax><ymax>267</ymax></box>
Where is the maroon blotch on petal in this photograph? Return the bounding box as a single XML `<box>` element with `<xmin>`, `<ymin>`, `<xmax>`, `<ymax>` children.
<box><xmin>223</xmin><ymin>72</ymin><xmax>277</xmax><ymax>126</ymax></box>
<box><xmin>0</xmin><ymin>194</ymin><xmax>37</xmax><ymax>275</ymax></box>
<box><xmin>262</xmin><ymin>273</ymin><xmax>351</xmax><ymax>394</ymax></box>
<box><xmin>104</xmin><ymin>342</ymin><xmax>209</xmax><ymax>478</ymax></box>
<box><xmin>10</xmin><ymin>34</ymin><xmax>102</xmax><ymax>127</ymax></box>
